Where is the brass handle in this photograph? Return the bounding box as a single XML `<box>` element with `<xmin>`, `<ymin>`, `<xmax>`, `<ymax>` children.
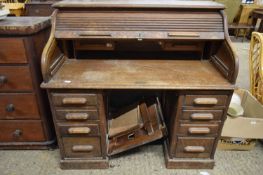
<box><xmin>62</xmin><ymin>97</ymin><xmax>87</xmax><ymax>105</ymax></box>
<box><xmin>193</xmin><ymin>98</ymin><xmax>218</xmax><ymax>105</ymax></box>
<box><xmin>68</xmin><ymin>127</ymin><xmax>91</xmax><ymax>134</ymax></box>
<box><xmin>13</xmin><ymin>129</ymin><xmax>22</xmax><ymax>138</ymax></box>
<box><xmin>168</xmin><ymin>32</ymin><xmax>200</xmax><ymax>37</ymax></box>
<box><xmin>65</xmin><ymin>113</ymin><xmax>89</xmax><ymax>120</ymax></box>
<box><xmin>184</xmin><ymin>146</ymin><xmax>205</xmax><ymax>153</ymax></box>
<box><xmin>0</xmin><ymin>75</ymin><xmax>7</xmax><ymax>85</ymax></box>
<box><xmin>191</xmin><ymin>113</ymin><xmax>214</xmax><ymax>120</ymax></box>
<box><xmin>6</xmin><ymin>104</ymin><xmax>15</xmax><ymax>112</ymax></box>
<box><xmin>72</xmin><ymin>145</ymin><xmax>94</xmax><ymax>152</ymax></box>
<box><xmin>188</xmin><ymin>127</ymin><xmax>210</xmax><ymax>134</ymax></box>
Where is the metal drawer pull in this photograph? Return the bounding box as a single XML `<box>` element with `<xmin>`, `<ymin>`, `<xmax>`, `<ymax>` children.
<box><xmin>184</xmin><ymin>146</ymin><xmax>205</xmax><ymax>153</ymax></box>
<box><xmin>6</xmin><ymin>104</ymin><xmax>15</xmax><ymax>112</ymax></box>
<box><xmin>13</xmin><ymin>129</ymin><xmax>22</xmax><ymax>138</ymax></box>
<box><xmin>191</xmin><ymin>113</ymin><xmax>214</xmax><ymax>120</ymax></box>
<box><xmin>65</xmin><ymin>113</ymin><xmax>89</xmax><ymax>120</ymax></box>
<box><xmin>0</xmin><ymin>75</ymin><xmax>7</xmax><ymax>85</ymax></box>
<box><xmin>188</xmin><ymin>127</ymin><xmax>210</xmax><ymax>134</ymax></box>
<box><xmin>62</xmin><ymin>97</ymin><xmax>87</xmax><ymax>105</ymax></box>
<box><xmin>168</xmin><ymin>32</ymin><xmax>200</xmax><ymax>37</ymax></box>
<box><xmin>193</xmin><ymin>98</ymin><xmax>218</xmax><ymax>105</ymax></box>
<box><xmin>68</xmin><ymin>127</ymin><xmax>91</xmax><ymax>134</ymax></box>
<box><xmin>72</xmin><ymin>145</ymin><xmax>94</xmax><ymax>152</ymax></box>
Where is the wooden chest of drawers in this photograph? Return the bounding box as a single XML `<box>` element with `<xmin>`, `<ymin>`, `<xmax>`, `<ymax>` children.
<box><xmin>48</xmin><ymin>91</ymin><xmax>108</xmax><ymax>169</ymax></box>
<box><xmin>0</xmin><ymin>17</ymin><xmax>55</xmax><ymax>149</ymax></box>
<box><xmin>164</xmin><ymin>91</ymin><xmax>233</xmax><ymax>169</ymax></box>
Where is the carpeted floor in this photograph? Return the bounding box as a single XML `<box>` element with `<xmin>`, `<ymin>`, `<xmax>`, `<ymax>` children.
<box><xmin>0</xmin><ymin>39</ymin><xmax>262</xmax><ymax>175</ymax></box>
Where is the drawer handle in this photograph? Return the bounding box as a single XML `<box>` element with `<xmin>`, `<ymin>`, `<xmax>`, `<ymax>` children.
<box><xmin>0</xmin><ymin>75</ymin><xmax>7</xmax><ymax>85</ymax></box>
<box><xmin>6</xmin><ymin>104</ymin><xmax>15</xmax><ymax>112</ymax></box>
<box><xmin>184</xmin><ymin>146</ymin><xmax>205</xmax><ymax>153</ymax></box>
<box><xmin>78</xmin><ymin>33</ymin><xmax>112</xmax><ymax>37</ymax></box>
<box><xmin>68</xmin><ymin>127</ymin><xmax>91</xmax><ymax>134</ymax></box>
<box><xmin>188</xmin><ymin>127</ymin><xmax>210</xmax><ymax>134</ymax></box>
<box><xmin>190</xmin><ymin>113</ymin><xmax>214</xmax><ymax>120</ymax></box>
<box><xmin>193</xmin><ymin>98</ymin><xmax>218</xmax><ymax>105</ymax></box>
<box><xmin>62</xmin><ymin>97</ymin><xmax>87</xmax><ymax>105</ymax></box>
<box><xmin>13</xmin><ymin>129</ymin><xmax>22</xmax><ymax>138</ymax></box>
<box><xmin>72</xmin><ymin>145</ymin><xmax>94</xmax><ymax>152</ymax></box>
<box><xmin>168</xmin><ymin>32</ymin><xmax>200</xmax><ymax>37</ymax></box>
<box><xmin>65</xmin><ymin>113</ymin><xmax>89</xmax><ymax>120</ymax></box>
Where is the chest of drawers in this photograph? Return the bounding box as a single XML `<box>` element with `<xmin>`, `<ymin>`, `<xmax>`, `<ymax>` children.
<box><xmin>0</xmin><ymin>17</ymin><xmax>55</xmax><ymax>149</ymax></box>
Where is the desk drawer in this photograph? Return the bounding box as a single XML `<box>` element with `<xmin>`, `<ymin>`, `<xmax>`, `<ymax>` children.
<box><xmin>55</xmin><ymin>108</ymin><xmax>98</xmax><ymax>121</ymax></box>
<box><xmin>175</xmin><ymin>137</ymin><xmax>215</xmax><ymax>158</ymax></box>
<box><xmin>0</xmin><ymin>38</ymin><xmax>27</xmax><ymax>64</ymax></box>
<box><xmin>0</xmin><ymin>121</ymin><xmax>45</xmax><ymax>142</ymax></box>
<box><xmin>0</xmin><ymin>66</ymin><xmax>33</xmax><ymax>91</ymax></box>
<box><xmin>52</xmin><ymin>93</ymin><xmax>98</xmax><ymax>107</ymax></box>
<box><xmin>74</xmin><ymin>40</ymin><xmax>115</xmax><ymax>51</ymax></box>
<box><xmin>62</xmin><ymin>137</ymin><xmax>102</xmax><ymax>158</ymax></box>
<box><xmin>58</xmin><ymin>123</ymin><xmax>100</xmax><ymax>137</ymax></box>
<box><xmin>184</xmin><ymin>95</ymin><xmax>228</xmax><ymax>107</ymax></box>
<box><xmin>0</xmin><ymin>93</ymin><xmax>40</xmax><ymax>120</ymax></box>
<box><xmin>181</xmin><ymin>110</ymin><xmax>224</xmax><ymax>121</ymax></box>
<box><xmin>178</xmin><ymin>123</ymin><xmax>219</xmax><ymax>136</ymax></box>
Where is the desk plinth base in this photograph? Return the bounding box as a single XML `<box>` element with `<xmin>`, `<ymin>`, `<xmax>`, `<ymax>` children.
<box><xmin>60</xmin><ymin>158</ymin><xmax>109</xmax><ymax>169</ymax></box>
<box><xmin>163</xmin><ymin>141</ymin><xmax>215</xmax><ymax>169</ymax></box>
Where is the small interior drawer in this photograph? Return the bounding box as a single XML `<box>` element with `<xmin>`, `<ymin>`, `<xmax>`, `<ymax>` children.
<box><xmin>58</xmin><ymin>123</ymin><xmax>100</xmax><ymax>137</ymax></box>
<box><xmin>181</xmin><ymin>110</ymin><xmax>224</xmax><ymax>121</ymax></box>
<box><xmin>161</xmin><ymin>41</ymin><xmax>204</xmax><ymax>52</ymax></box>
<box><xmin>51</xmin><ymin>93</ymin><xmax>98</xmax><ymax>107</ymax></box>
<box><xmin>62</xmin><ymin>137</ymin><xmax>102</xmax><ymax>158</ymax></box>
<box><xmin>0</xmin><ymin>121</ymin><xmax>45</xmax><ymax>142</ymax></box>
<box><xmin>178</xmin><ymin>123</ymin><xmax>220</xmax><ymax>136</ymax></box>
<box><xmin>55</xmin><ymin>108</ymin><xmax>99</xmax><ymax>121</ymax></box>
<box><xmin>175</xmin><ymin>137</ymin><xmax>215</xmax><ymax>158</ymax></box>
<box><xmin>74</xmin><ymin>40</ymin><xmax>115</xmax><ymax>51</ymax></box>
<box><xmin>0</xmin><ymin>66</ymin><xmax>33</xmax><ymax>92</ymax></box>
<box><xmin>0</xmin><ymin>38</ymin><xmax>27</xmax><ymax>64</ymax></box>
<box><xmin>184</xmin><ymin>95</ymin><xmax>228</xmax><ymax>107</ymax></box>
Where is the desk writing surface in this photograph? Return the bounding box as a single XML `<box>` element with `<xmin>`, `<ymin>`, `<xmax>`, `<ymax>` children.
<box><xmin>41</xmin><ymin>59</ymin><xmax>233</xmax><ymax>90</ymax></box>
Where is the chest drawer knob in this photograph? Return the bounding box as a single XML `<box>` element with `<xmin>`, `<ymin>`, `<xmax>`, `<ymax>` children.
<box><xmin>65</xmin><ymin>113</ymin><xmax>89</xmax><ymax>120</ymax></box>
<box><xmin>190</xmin><ymin>113</ymin><xmax>214</xmax><ymax>120</ymax></box>
<box><xmin>184</xmin><ymin>146</ymin><xmax>205</xmax><ymax>153</ymax></box>
<box><xmin>6</xmin><ymin>104</ymin><xmax>15</xmax><ymax>112</ymax></box>
<box><xmin>72</xmin><ymin>145</ymin><xmax>94</xmax><ymax>152</ymax></box>
<box><xmin>62</xmin><ymin>97</ymin><xmax>87</xmax><ymax>105</ymax></box>
<box><xmin>68</xmin><ymin>127</ymin><xmax>91</xmax><ymax>134</ymax></box>
<box><xmin>193</xmin><ymin>98</ymin><xmax>218</xmax><ymax>105</ymax></box>
<box><xmin>0</xmin><ymin>75</ymin><xmax>7</xmax><ymax>85</ymax></box>
<box><xmin>188</xmin><ymin>127</ymin><xmax>210</xmax><ymax>134</ymax></box>
<box><xmin>13</xmin><ymin>129</ymin><xmax>22</xmax><ymax>138</ymax></box>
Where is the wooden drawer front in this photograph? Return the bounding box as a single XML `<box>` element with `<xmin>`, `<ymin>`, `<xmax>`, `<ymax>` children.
<box><xmin>181</xmin><ymin>110</ymin><xmax>224</xmax><ymax>121</ymax></box>
<box><xmin>175</xmin><ymin>137</ymin><xmax>215</xmax><ymax>158</ymax></box>
<box><xmin>0</xmin><ymin>94</ymin><xmax>40</xmax><ymax>120</ymax></box>
<box><xmin>62</xmin><ymin>137</ymin><xmax>102</xmax><ymax>158</ymax></box>
<box><xmin>0</xmin><ymin>38</ymin><xmax>27</xmax><ymax>63</ymax></box>
<box><xmin>59</xmin><ymin>124</ymin><xmax>100</xmax><ymax>137</ymax></box>
<box><xmin>0</xmin><ymin>66</ymin><xmax>33</xmax><ymax>91</ymax></box>
<box><xmin>74</xmin><ymin>40</ymin><xmax>115</xmax><ymax>51</ymax></box>
<box><xmin>178</xmin><ymin>123</ymin><xmax>219</xmax><ymax>136</ymax></box>
<box><xmin>0</xmin><ymin>121</ymin><xmax>45</xmax><ymax>142</ymax></box>
<box><xmin>52</xmin><ymin>93</ymin><xmax>98</xmax><ymax>107</ymax></box>
<box><xmin>184</xmin><ymin>95</ymin><xmax>228</xmax><ymax>107</ymax></box>
<box><xmin>161</xmin><ymin>41</ymin><xmax>204</xmax><ymax>52</ymax></box>
<box><xmin>55</xmin><ymin>108</ymin><xmax>98</xmax><ymax>121</ymax></box>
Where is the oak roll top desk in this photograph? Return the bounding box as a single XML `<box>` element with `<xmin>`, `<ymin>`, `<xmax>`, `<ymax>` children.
<box><xmin>41</xmin><ymin>0</ymin><xmax>238</xmax><ymax>169</ymax></box>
